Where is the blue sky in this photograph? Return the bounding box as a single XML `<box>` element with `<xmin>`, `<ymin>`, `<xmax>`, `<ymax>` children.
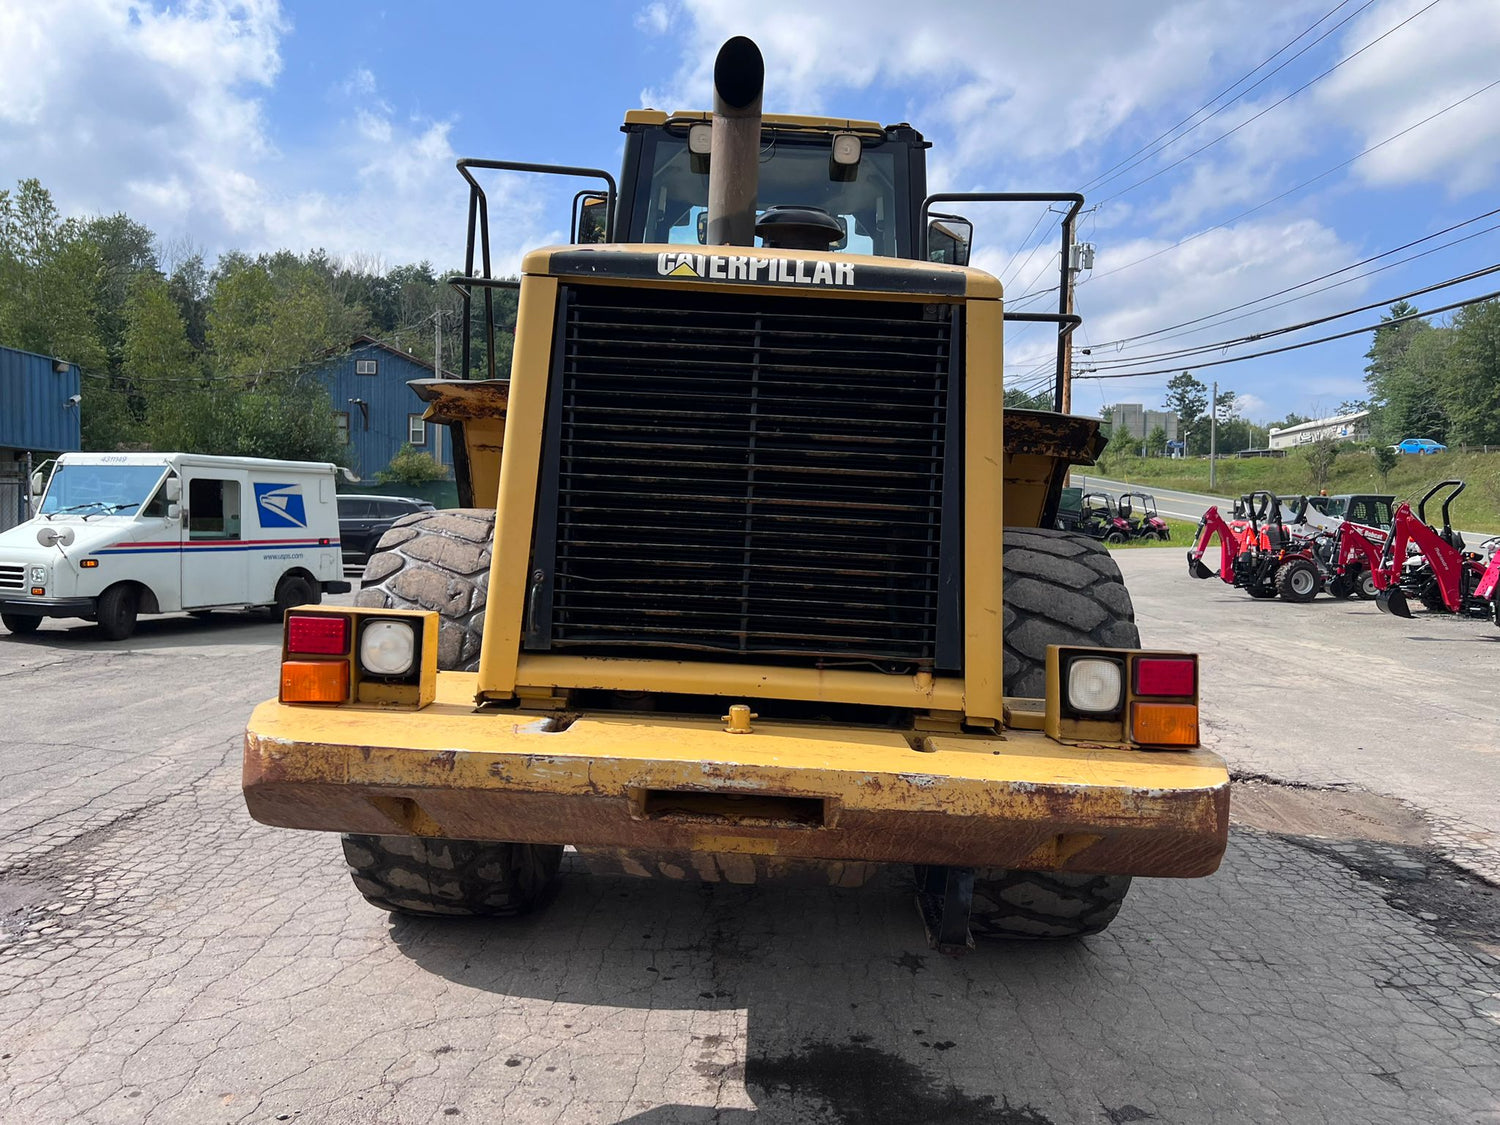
<box><xmin>2</xmin><ymin>0</ymin><xmax>1498</xmax><ymax>424</ymax></box>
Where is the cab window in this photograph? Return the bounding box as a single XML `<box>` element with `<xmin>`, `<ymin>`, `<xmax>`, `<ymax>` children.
<box><xmin>634</xmin><ymin>133</ymin><xmax>900</xmax><ymax>256</ymax></box>
<box><xmin>188</xmin><ymin>479</ymin><xmax>241</xmax><ymax>540</ymax></box>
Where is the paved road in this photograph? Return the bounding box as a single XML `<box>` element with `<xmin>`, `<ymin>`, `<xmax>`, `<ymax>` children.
<box><xmin>2</xmin><ymin>568</ymin><xmax>1498</xmax><ymax>1124</ymax></box>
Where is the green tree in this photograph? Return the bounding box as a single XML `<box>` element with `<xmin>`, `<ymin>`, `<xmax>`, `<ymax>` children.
<box><xmin>1439</xmin><ymin>298</ymin><xmax>1500</xmax><ymax>447</ymax></box>
<box><xmin>1364</xmin><ymin>300</ymin><xmax>1445</xmax><ymax>443</ymax></box>
<box><xmin>122</xmin><ymin>274</ymin><xmax>199</xmax><ymax>444</ymax></box>
<box><xmin>1146</xmin><ymin>424</ymin><xmax>1169</xmax><ymax>457</ymax></box>
<box><xmin>1372</xmin><ymin>444</ymin><xmax>1397</xmax><ymax>487</ymax></box>
<box><xmin>376</xmin><ymin>443</ymin><xmax>449</xmax><ymax>485</ymax></box>
<box><xmin>1306</xmin><ymin>435</ymin><xmax>1339</xmax><ymax>489</ymax></box>
<box><xmin>1163</xmin><ymin>371</ymin><xmax>1208</xmax><ymax>453</ymax></box>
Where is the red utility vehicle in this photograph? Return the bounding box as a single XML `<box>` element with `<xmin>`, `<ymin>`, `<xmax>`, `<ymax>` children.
<box><xmin>1374</xmin><ymin>481</ymin><xmax>1499</xmax><ymax>626</ymax></box>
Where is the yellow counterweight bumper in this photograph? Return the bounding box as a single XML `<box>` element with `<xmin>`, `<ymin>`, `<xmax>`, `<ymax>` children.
<box><xmin>243</xmin><ymin>674</ymin><xmax>1229</xmax><ymax>878</ymax></box>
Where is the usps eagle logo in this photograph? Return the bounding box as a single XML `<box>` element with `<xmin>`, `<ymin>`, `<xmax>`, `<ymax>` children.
<box><xmin>254</xmin><ymin>483</ymin><xmax>308</xmax><ymax>529</ymax></box>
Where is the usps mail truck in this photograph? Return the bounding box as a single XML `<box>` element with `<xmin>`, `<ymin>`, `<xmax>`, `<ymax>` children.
<box><xmin>0</xmin><ymin>453</ymin><xmax>351</xmax><ymax>640</ymax></box>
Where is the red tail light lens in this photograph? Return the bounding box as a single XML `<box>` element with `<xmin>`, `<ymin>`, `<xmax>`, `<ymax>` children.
<box><xmin>1134</xmin><ymin>656</ymin><xmax>1196</xmax><ymax>697</ymax></box>
<box><xmin>287</xmin><ymin>613</ymin><xmax>349</xmax><ymax>655</ymax></box>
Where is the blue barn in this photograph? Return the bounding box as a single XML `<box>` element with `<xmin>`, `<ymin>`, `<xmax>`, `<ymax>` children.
<box><xmin>314</xmin><ymin>337</ymin><xmax>454</xmax><ymax>482</ymax></box>
<box><xmin>1</xmin><ymin>345</ymin><xmax>82</xmax><ymax>530</ymax></box>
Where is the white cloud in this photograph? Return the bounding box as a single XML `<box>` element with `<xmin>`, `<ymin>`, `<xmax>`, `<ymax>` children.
<box><xmin>1315</xmin><ymin>0</ymin><xmax>1500</xmax><ymax>194</ymax></box>
<box><xmin>635</xmin><ymin>2</ymin><xmax>672</xmax><ymax>35</ymax></box>
<box><xmin>0</xmin><ymin>0</ymin><xmax>552</xmax><ymax>272</ymax></box>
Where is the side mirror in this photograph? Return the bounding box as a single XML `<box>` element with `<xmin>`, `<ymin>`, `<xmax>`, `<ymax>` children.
<box><xmin>164</xmin><ymin>477</ymin><xmax>182</xmax><ymax>503</ymax></box>
<box><xmin>572</xmin><ymin>193</ymin><xmax>609</xmax><ymax>244</ymax></box>
<box><xmin>30</xmin><ymin>471</ymin><xmax>45</xmax><ymax>497</ymax></box>
<box><xmin>927</xmin><ymin>214</ymin><xmax>973</xmax><ymax>267</ymax></box>
<box><xmin>167</xmin><ymin>502</ymin><xmax>181</xmax><ymax>521</ymax></box>
<box><xmin>37</xmin><ymin>526</ymin><xmax>75</xmax><ymax>548</ymax></box>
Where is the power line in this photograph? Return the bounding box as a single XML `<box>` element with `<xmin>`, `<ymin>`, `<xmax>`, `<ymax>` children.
<box><xmin>1093</xmin><ymin>0</ymin><xmax>1442</xmax><ymax>204</ymax></box>
<box><xmin>1082</xmin><ymin>0</ymin><xmax>1374</xmax><ymax>194</ymax></box>
<box><xmin>1079</xmin><ymin>263</ymin><xmax>1500</xmax><ymax>370</ymax></box>
<box><xmin>1082</xmin><ymin>77</ymin><xmax>1500</xmax><ymax>285</ymax></box>
<box><xmin>1074</xmin><ymin>287</ymin><xmax>1500</xmax><ymax>380</ymax></box>
<box><xmin>1085</xmin><ymin>204</ymin><xmax>1500</xmax><ymax>349</ymax></box>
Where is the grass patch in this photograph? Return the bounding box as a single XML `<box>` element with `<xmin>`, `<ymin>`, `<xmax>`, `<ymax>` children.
<box><xmin>1088</xmin><ymin>448</ymin><xmax>1500</xmax><ymax>533</ymax></box>
<box><xmin>1107</xmin><ymin>518</ymin><xmax>1199</xmax><ymax>549</ymax></box>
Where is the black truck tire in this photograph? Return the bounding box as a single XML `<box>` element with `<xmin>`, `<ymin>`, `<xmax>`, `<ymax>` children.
<box><xmin>95</xmin><ymin>584</ymin><xmax>139</xmax><ymax>641</ymax></box>
<box><xmin>341</xmin><ymin>835</ymin><xmax>563</xmax><ymax>918</ymax></box>
<box><xmin>980</xmin><ymin>527</ymin><xmax>1135</xmax><ymax>938</ymax></box>
<box><xmin>969</xmin><ymin>870</ymin><xmax>1132</xmax><ymax>940</ymax></box>
<box><xmin>1275</xmin><ymin>558</ymin><xmax>1319</xmax><ymax>603</ymax></box>
<box><xmin>1</xmin><ymin>612</ymin><xmax>40</xmax><ymax>636</ymax></box>
<box><xmin>346</xmin><ymin>507</ymin><xmax>563</xmax><ymax>918</ymax></box>
<box><xmin>355</xmin><ymin>508</ymin><xmax>494</xmax><ymax>672</ymax></box>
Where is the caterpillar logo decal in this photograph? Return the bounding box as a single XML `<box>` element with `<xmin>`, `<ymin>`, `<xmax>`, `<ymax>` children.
<box><xmin>656</xmin><ymin>251</ymin><xmax>855</xmax><ymax>287</ymax></box>
<box><xmin>544</xmin><ymin>249</ymin><xmax>968</xmax><ymax>296</ymax></box>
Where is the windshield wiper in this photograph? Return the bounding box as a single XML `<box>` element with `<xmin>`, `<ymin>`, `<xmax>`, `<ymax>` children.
<box><xmin>83</xmin><ymin>502</ymin><xmax>141</xmax><ymax>521</ymax></box>
<box><xmin>47</xmin><ymin>502</ymin><xmax>110</xmax><ymax>517</ymax></box>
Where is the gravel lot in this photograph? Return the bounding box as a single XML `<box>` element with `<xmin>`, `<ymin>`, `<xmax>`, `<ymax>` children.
<box><xmin>1</xmin><ymin>551</ymin><xmax>1498</xmax><ymax>1125</ymax></box>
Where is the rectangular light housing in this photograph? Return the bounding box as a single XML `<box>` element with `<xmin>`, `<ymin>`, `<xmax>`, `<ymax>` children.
<box><xmin>1044</xmin><ymin>646</ymin><xmax>1201</xmax><ymax>750</ymax></box>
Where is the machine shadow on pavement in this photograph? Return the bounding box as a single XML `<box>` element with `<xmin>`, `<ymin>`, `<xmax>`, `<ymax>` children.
<box><xmin>377</xmin><ymin>833</ymin><xmax>1500</xmax><ymax>1125</ymax></box>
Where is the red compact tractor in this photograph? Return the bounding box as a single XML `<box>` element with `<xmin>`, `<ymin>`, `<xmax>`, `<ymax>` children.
<box><xmin>1189</xmin><ymin>490</ymin><xmax>1386</xmax><ymax>603</ymax></box>
<box><xmin>1374</xmin><ymin>480</ymin><xmax>1500</xmax><ymax>626</ymax></box>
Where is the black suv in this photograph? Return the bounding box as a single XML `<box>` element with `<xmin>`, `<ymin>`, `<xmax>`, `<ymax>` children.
<box><xmin>337</xmin><ymin>495</ymin><xmax>436</xmax><ymax>566</ymax></box>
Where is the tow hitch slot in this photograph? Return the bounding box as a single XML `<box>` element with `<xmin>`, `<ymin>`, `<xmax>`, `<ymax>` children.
<box><xmin>634</xmin><ymin>789</ymin><xmax>827</xmax><ymax>828</ymax></box>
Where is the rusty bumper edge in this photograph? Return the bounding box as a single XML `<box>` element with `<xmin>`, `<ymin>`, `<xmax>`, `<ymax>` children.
<box><xmin>242</xmin><ymin>703</ymin><xmax>1230</xmax><ymax>879</ymax></box>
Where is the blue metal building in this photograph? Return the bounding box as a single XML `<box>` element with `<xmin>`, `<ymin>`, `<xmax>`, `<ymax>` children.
<box><xmin>1</xmin><ymin>345</ymin><xmax>82</xmax><ymax>460</ymax></box>
<box><xmin>1</xmin><ymin>345</ymin><xmax>81</xmax><ymax>530</ymax></box>
<box><xmin>314</xmin><ymin>337</ymin><xmax>453</xmax><ymax>482</ymax></box>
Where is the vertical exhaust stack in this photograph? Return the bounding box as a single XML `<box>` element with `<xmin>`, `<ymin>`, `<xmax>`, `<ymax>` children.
<box><xmin>705</xmin><ymin>36</ymin><xmax>764</xmax><ymax>247</ymax></box>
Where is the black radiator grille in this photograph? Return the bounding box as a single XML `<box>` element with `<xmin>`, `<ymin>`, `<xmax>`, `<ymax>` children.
<box><xmin>528</xmin><ymin>283</ymin><xmax>961</xmax><ymax>672</ymax></box>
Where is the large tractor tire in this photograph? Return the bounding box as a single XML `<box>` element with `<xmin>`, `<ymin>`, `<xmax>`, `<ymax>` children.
<box><xmin>355</xmin><ymin>508</ymin><xmax>494</xmax><ymax>671</ymax></box>
<box><xmin>1274</xmin><ymin>558</ymin><xmax>1319</xmax><ymax>603</ymax></box>
<box><xmin>969</xmin><ymin>870</ymin><xmax>1132</xmax><ymax>940</ymax></box>
<box><xmin>981</xmin><ymin>527</ymin><xmax>1135</xmax><ymax>938</ymax></box>
<box><xmin>1001</xmin><ymin>527</ymin><xmax>1141</xmax><ymax>698</ymax></box>
<box><xmin>345</xmin><ymin>507</ymin><xmax>564</xmax><ymax>917</ymax></box>
<box><xmin>340</xmin><ymin>835</ymin><xmax>562</xmax><ymax>918</ymax></box>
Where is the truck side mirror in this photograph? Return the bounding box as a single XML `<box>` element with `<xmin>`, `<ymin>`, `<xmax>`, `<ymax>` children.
<box><xmin>573</xmin><ymin>194</ymin><xmax>609</xmax><ymax>244</ymax></box>
<box><xmin>928</xmin><ymin>215</ymin><xmax>973</xmax><ymax>267</ymax></box>
<box><xmin>167</xmin><ymin>502</ymin><xmax>181</xmax><ymax>521</ymax></box>
<box><xmin>165</xmin><ymin>477</ymin><xmax>182</xmax><ymax>503</ymax></box>
<box><xmin>30</xmin><ymin>471</ymin><xmax>45</xmax><ymax>497</ymax></box>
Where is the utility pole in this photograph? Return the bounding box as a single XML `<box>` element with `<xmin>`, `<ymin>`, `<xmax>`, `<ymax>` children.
<box><xmin>432</xmin><ymin>309</ymin><xmax>444</xmax><ymax>475</ymax></box>
<box><xmin>1060</xmin><ymin>241</ymin><xmax>1092</xmax><ymax>415</ymax></box>
<box><xmin>1209</xmin><ymin>380</ymin><xmax>1218</xmax><ymax>490</ymax></box>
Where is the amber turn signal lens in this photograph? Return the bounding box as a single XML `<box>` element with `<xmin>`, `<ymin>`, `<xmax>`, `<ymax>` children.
<box><xmin>80</xmin><ymin>559</ymin><xmax>99</xmax><ymax>568</ymax></box>
<box><xmin>1130</xmin><ymin>702</ymin><xmax>1198</xmax><ymax>747</ymax></box>
<box><xmin>280</xmin><ymin>660</ymin><xmax>349</xmax><ymax>703</ymax></box>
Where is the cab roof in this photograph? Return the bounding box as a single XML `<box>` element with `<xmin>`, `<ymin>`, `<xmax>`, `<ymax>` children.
<box><xmin>624</xmin><ymin>109</ymin><xmax>894</xmax><ymax>138</ymax></box>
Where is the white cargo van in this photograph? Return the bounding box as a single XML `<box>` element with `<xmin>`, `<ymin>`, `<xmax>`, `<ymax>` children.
<box><xmin>0</xmin><ymin>452</ymin><xmax>351</xmax><ymax>640</ymax></box>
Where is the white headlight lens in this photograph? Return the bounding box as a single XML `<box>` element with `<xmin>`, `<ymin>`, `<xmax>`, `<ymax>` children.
<box><xmin>1067</xmin><ymin>658</ymin><xmax>1123</xmax><ymax>714</ymax></box>
<box><xmin>360</xmin><ymin>620</ymin><xmax>415</xmax><ymax>676</ymax></box>
<box><xmin>29</xmin><ymin>565</ymin><xmax>47</xmax><ymax>584</ymax></box>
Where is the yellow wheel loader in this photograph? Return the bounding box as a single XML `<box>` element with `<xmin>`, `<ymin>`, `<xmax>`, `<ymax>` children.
<box><xmin>244</xmin><ymin>37</ymin><xmax>1228</xmax><ymax>951</ymax></box>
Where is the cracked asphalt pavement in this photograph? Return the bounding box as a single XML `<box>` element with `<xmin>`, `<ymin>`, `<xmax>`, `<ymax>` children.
<box><xmin>2</xmin><ymin>552</ymin><xmax>1499</xmax><ymax>1124</ymax></box>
